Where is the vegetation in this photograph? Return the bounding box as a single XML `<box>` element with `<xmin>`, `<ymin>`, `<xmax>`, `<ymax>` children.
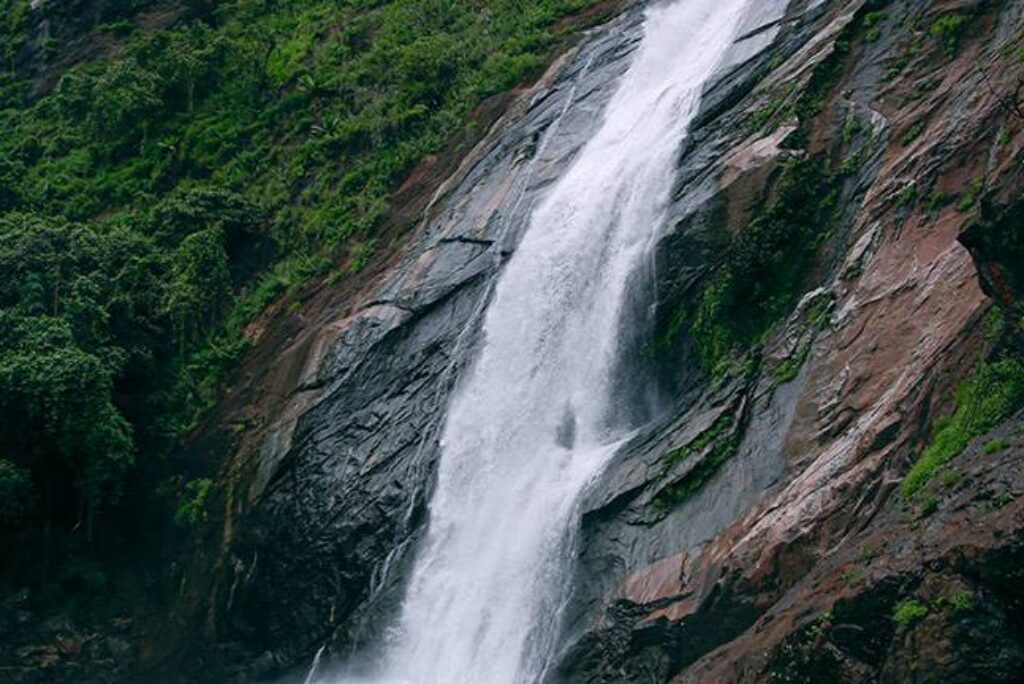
<box><xmin>674</xmin><ymin>1</ymin><xmax>886</xmax><ymax>378</ymax></box>
<box><xmin>769</xmin><ymin>612</ymin><xmax>833</xmax><ymax>684</ymax></box>
<box><xmin>992</xmin><ymin>491</ymin><xmax>1016</xmax><ymax>509</ymax></box>
<box><xmin>901</xmin><ymin>120</ymin><xmax>925</xmax><ymax>145</ymax></box>
<box><xmin>931</xmin><ymin>14</ymin><xmax>969</xmax><ymax>59</ymax></box>
<box><xmin>957</xmin><ymin>178</ymin><xmax>985</xmax><ymax>212</ymax></box>
<box><xmin>893</xmin><ymin>598</ymin><xmax>929</xmax><ymax>627</ymax></box>
<box><xmin>984</xmin><ymin>436</ymin><xmax>1011</xmax><ymax>454</ymax></box>
<box><xmin>173</xmin><ymin>477</ymin><xmax>214</xmax><ymax>528</ymax></box>
<box><xmin>688</xmin><ymin>157</ymin><xmax>837</xmax><ymax>373</ymax></box>
<box><xmin>939</xmin><ymin>468</ymin><xmax>962</xmax><ymax>488</ymax></box>
<box><xmin>902</xmin><ymin>359</ymin><xmax>1024</xmax><ymax>500</ymax></box>
<box><xmin>662</xmin><ymin>412</ymin><xmax>734</xmax><ymax>467</ymax></box>
<box><xmin>0</xmin><ymin>0</ymin><xmax>603</xmax><ymax>585</ymax></box>
<box><xmin>919</xmin><ymin>493</ymin><xmax>939</xmax><ymax>517</ymax></box>
<box><xmin>897</xmin><ymin>183</ymin><xmax>919</xmax><ymax>208</ymax></box>
<box><xmin>655</xmin><ymin>429</ymin><xmax>740</xmax><ymax>508</ymax></box>
<box><xmin>863</xmin><ymin>11</ymin><xmax>887</xmax><ymax>43</ymax></box>
<box><xmin>926</xmin><ymin>190</ymin><xmax>951</xmax><ymax>213</ymax></box>
<box><xmin>940</xmin><ymin>590</ymin><xmax>974</xmax><ymax>615</ymax></box>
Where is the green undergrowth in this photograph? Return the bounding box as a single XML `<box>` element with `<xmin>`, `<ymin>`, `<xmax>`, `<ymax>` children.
<box><xmin>902</xmin><ymin>359</ymin><xmax>1024</xmax><ymax>500</ymax></box>
<box><xmin>931</xmin><ymin>13</ymin><xmax>969</xmax><ymax>59</ymax></box>
<box><xmin>0</xmin><ymin>0</ymin><xmax>603</xmax><ymax>581</ymax></box>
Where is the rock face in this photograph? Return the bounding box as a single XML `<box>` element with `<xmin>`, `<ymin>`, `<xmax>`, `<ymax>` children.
<box><xmin>157</xmin><ymin>0</ymin><xmax>1024</xmax><ymax>681</ymax></box>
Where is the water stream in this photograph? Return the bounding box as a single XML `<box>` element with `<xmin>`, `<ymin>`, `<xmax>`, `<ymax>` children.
<box><xmin>325</xmin><ymin>1</ymin><xmax>751</xmax><ymax>681</ymax></box>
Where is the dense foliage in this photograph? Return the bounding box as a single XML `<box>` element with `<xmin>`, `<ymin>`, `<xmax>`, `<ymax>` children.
<box><xmin>0</xmin><ymin>0</ymin><xmax>599</xmax><ymax>576</ymax></box>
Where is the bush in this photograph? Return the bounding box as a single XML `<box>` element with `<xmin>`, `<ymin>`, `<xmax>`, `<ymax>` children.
<box><xmin>174</xmin><ymin>477</ymin><xmax>214</xmax><ymax>528</ymax></box>
<box><xmin>893</xmin><ymin>598</ymin><xmax>928</xmax><ymax>627</ymax></box>
<box><xmin>931</xmin><ymin>14</ymin><xmax>968</xmax><ymax>58</ymax></box>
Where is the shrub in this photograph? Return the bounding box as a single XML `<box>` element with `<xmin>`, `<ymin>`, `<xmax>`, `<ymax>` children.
<box><xmin>893</xmin><ymin>598</ymin><xmax>928</xmax><ymax>627</ymax></box>
<box><xmin>0</xmin><ymin>0</ymin><xmax>606</xmax><ymax>543</ymax></box>
<box><xmin>992</xmin><ymin>491</ymin><xmax>1015</xmax><ymax>509</ymax></box>
<box><xmin>919</xmin><ymin>494</ymin><xmax>939</xmax><ymax>516</ymax></box>
<box><xmin>174</xmin><ymin>477</ymin><xmax>214</xmax><ymax>528</ymax></box>
<box><xmin>941</xmin><ymin>591</ymin><xmax>974</xmax><ymax>615</ymax></box>
<box><xmin>863</xmin><ymin>11</ymin><xmax>887</xmax><ymax>42</ymax></box>
<box><xmin>931</xmin><ymin>14</ymin><xmax>968</xmax><ymax>58</ymax></box>
<box><xmin>957</xmin><ymin>178</ymin><xmax>984</xmax><ymax>212</ymax></box>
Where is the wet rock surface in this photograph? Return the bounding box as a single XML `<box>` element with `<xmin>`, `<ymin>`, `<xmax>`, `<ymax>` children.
<box><xmin>555</xmin><ymin>0</ymin><xmax>1024</xmax><ymax>681</ymax></box>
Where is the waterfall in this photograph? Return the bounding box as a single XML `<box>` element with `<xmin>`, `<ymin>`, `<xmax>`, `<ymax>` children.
<box><xmin>327</xmin><ymin>1</ymin><xmax>750</xmax><ymax>681</ymax></box>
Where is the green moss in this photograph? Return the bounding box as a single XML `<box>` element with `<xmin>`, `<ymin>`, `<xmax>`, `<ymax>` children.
<box><xmin>688</xmin><ymin>157</ymin><xmax>838</xmax><ymax>373</ymax></box>
<box><xmin>842</xmin><ymin>114</ymin><xmax>864</xmax><ymax>144</ymax></box>
<box><xmin>654</xmin><ymin>434</ymin><xmax>740</xmax><ymax>509</ymax></box>
<box><xmin>957</xmin><ymin>178</ymin><xmax>984</xmax><ymax>212</ymax></box>
<box><xmin>893</xmin><ymin>598</ymin><xmax>929</xmax><ymax>627</ymax></box>
<box><xmin>902</xmin><ymin>121</ymin><xmax>925</xmax><ymax>145</ymax></box>
<box><xmin>902</xmin><ymin>360</ymin><xmax>1024</xmax><ymax>500</ymax></box>
<box><xmin>774</xmin><ymin>345</ymin><xmax>810</xmax><ymax>386</ymax></box>
<box><xmin>656</xmin><ymin>412</ymin><xmax>741</xmax><ymax>508</ymax></box>
<box><xmin>662</xmin><ymin>412</ymin><xmax>735</xmax><ymax>467</ymax></box>
<box><xmin>931</xmin><ymin>14</ymin><xmax>968</xmax><ymax>59</ymax></box>
<box><xmin>983</xmin><ymin>436</ymin><xmax>1010</xmax><ymax>454</ymax></box>
<box><xmin>751</xmin><ymin>96</ymin><xmax>791</xmax><ymax>132</ymax></box>
<box><xmin>940</xmin><ymin>591</ymin><xmax>974</xmax><ymax>615</ymax></box>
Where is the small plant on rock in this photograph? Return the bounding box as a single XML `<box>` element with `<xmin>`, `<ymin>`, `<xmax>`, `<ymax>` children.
<box><xmin>931</xmin><ymin>14</ymin><xmax>969</xmax><ymax>58</ymax></box>
<box><xmin>893</xmin><ymin>598</ymin><xmax>929</xmax><ymax>627</ymax></box>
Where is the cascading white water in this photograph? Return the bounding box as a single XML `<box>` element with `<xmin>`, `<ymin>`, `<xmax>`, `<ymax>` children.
<box><xmin>337</xmin><ymin>1</ymin><xmax>751</xmax><ymax>682</ymax></box>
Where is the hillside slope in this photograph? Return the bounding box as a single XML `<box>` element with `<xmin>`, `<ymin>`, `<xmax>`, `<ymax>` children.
<box><xmin>3</xmin><ymin>0</ymin><xmax>1024</xmax><ymax>682</ymax></box>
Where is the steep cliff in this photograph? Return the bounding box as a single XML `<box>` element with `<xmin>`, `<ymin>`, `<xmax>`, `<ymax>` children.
<box><xmin>123</xmin><ymin>0</ymin><xmax>1024</xmax><ymax>681</ymax></box>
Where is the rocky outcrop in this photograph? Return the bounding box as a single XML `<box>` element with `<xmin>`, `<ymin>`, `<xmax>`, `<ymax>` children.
<box><xmin>154</xmin><ymin>0</ymin><xmax>1024</xmax><ymax>681</ymax></box>
<box><xmin>554</xmin><ymin>0</ymin><xmax>1024</xmax><ymax>681</ymax></box>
